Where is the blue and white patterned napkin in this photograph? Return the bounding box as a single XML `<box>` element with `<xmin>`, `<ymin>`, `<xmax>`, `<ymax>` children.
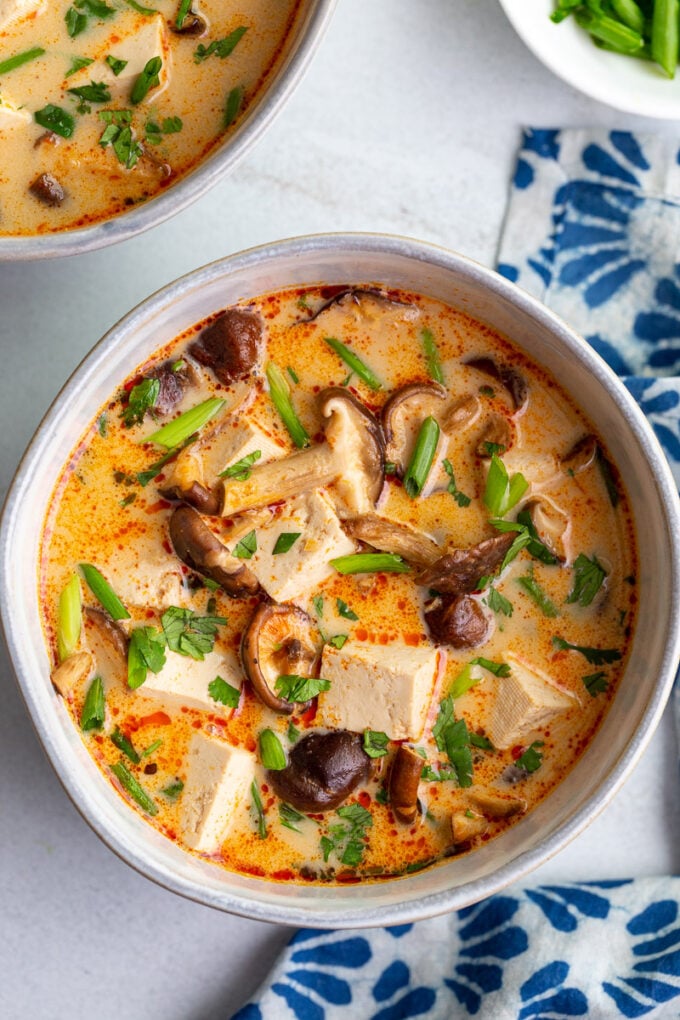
<box><xmin>235</xmin><ymin>129</ymin><xmax>680</xmax><ymax>1020</ymax></box>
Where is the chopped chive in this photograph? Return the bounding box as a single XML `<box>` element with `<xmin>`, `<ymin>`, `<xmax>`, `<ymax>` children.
<box><xmin>330</xmin><ymin>553</ymin><xmax>410</xmax><ymax>575</ymax></box>
<box><xmin>323</xmin><ymin>336</ymin><xmax>382</xmax><ymax>391</ymax></box>
<box><xmin>259</xmin><ymin>729</ymin><xmax>287</xmax><ymax>770</ymax></box>
<box><xmin>0</xmin><ymin>47</ymin><xmax>45</xmax><ymax>75</ymax></box>
<box><xmin>141</xmin><ymin>738</ymin><xmax>162</xmax><ymax>758</ymax></box>
<box><xmin>79</xmin><ymin>563</ymin><xmax>130</xmax><ymax>620</ymax></box>
<box><xmin>57</xmin><ymin>574</ymin><xmax>82</xmax><ymax>663</ymax></box>
<box><xmin>251</xmin><ymin>780</ymin><xmax>267</xmax><ymax>838</ymax></box>
<box><xmin>266</xmin><ymin>362</ymin><xmax>309</xmax><ymax>448</ymax></box>
<box><xmin>111</xmin><ymin>761</ymin><xmax>158</xmax><ymax>815</ymax></box>
<box><xmin>403</xmin><ymin>416</ymin><xmax>440</xmax><ymax>498</ymax></box>
<box><xmin>143</xmin><ymin>397</ymin><xmax>225</xmax><ymax>449</ymax></box>
<box><xmin>421</xmin><ymin>327</ymin><xmax>445</xmax><ymax>384</ymax></box>
<box><xmin>224</xmin><ymin>84</ymin><xmax>244</xmax><ymax>127</ymax></box>
<box><xmin>517</xmin><ymin>573</ymin><xmax>558</xmax><ymax>617</ymax></box>
<box><xmin>110</xmin><ymin>726</ymin><xmax>140</xmax><ymax>764</ymax></box>
<box><xmin>81</xmin><ymin>676</ymin><xmax>105</xmax><ymax>732</ymax></box>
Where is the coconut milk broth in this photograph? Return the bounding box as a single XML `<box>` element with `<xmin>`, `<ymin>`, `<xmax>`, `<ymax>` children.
<box><xmin>40</xmin><ymin>286</ymin><xmax>637</xmax><ymax>882</ymax></box>
<box><xmin>0</xmin><ymin>1</ymin><xmax>301</xmax><ymax>235</ymax></box>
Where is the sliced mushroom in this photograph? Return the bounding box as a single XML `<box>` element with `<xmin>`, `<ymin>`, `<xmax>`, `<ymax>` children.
<box><xmin>29</xmin><ymin>172</ymin><xmax>65</xmax><ymax>207</ymax></box>
<box><xmin>343</xmin><ymin>514</ymin><xmax>442</xmax><ymax>569</ymax></box>
<box><xmin>440</xmin><ymin>393</ymin><xmax>482</xmax><ymax>432</ymax></box>
<box><xmin>451</xmin><ymin>810</ymin><xmax>488</xmax><ymax>845</ymax></box>
<box><xmin>476</xmin><ymin>413</ymin><xmax>514</xmax><ymax>457</ymax></box>
<box><xmin>425</xmin><ymin>594</ymin><xmax>490</xmax><ymax>648</ymax></box>
<box><xmin>466</xmin><ymin>356</ymin><xmax>528</xmax><ymax>413</ymax></box>
<box><xmin>307</xmin><ymin>286</ymin><xmax>413</xmax><ymax>322</ymax></box>
<box><xmin>84</xmin><ymin>607</ymin><xmax>128</xmax><ymax>661</ymax></box>
<box><xmin>149</xmin><ymin>359</ymin><xmax>194</xmax><ymax>417</ymax></box>
<box><xmin>51</xmin><ymin>651</ymin><xmax>94</xmax><ymax>697</ymax></box>
<box><xmin>241</xmin><ymin>603</ymin><xmax>319</xmax><ymax>714</ymax></box>
<box><xmin>171</xmin><ymin>6</ymin><xmax>207</xmax><ymax>35</ymax></box>
<box><xmin>467</xmin><ymin>788</ymin><xmax>527</xmax><ymax>819</ymax></box>
<box><xmin>161</xmin><ymin>479</ymin><xmax>221</xmax><ymax>515</ymax></box>
<box><xmin>189</xmin><ymin>308</ymin><xmax>264</xmax><ymax>385</ymax></box>
<box><xmin>561</xmin><ymin>434</ymin><xmax>598</xmax><ymax>475</ymax></box>
<box><xmin>525</xmin><ymin>496</ymin><xmax>571</xmax><ymax>563</ymax></box>
<box><xmin>382</xmin><ymin>381</ymin><xmax>448</xmax><ymax>475</ymax></box>
<box><xmin>268</xmin><ymin>730</ymin><xmax>371</xmax><ymax>812</ymax></box>
<box><xmin>220</xmin><ymin>388</ymin><xmax>385</xmax><ymax>518</ymax></box>
<box><xmin>389</xmin><ymin>745</ymin><xmax>423</xmax><ymax>824</ymax></box>
<box><xmin>415</xmin><ymin>532</ymin><xmax>514</xmax><ymax>595</ymax></box>
<box><xmin>169</xmin><ymin>505</ymin><xmax>259</xmax><ymax>597</ymax></box>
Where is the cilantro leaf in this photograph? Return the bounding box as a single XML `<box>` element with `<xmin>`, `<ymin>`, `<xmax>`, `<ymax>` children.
<box><xmin>362</xmin><ymin>729</ymin><xmax>389</xmax><ymax>758</ymax></box>
<box><xmin>121</xmin><ymin>377</ymin><xmax>160</xmax><ymax>427</ymax></box>
<box><xmin>232</xmin><ymin>530</ymin><xmax>257</xmax><ymax>559</ymax></box>
<box><xmin>127</xmin><ymin>626</ymin><xmax>166</xmax><ymax>689</ymax></box>
<box><xmin>484</xmin><ymin>585</ymin><xmax>513</xmax><ymax>617</ymax></box>
<box><xmin>471</xmin><ymin>656</ymin><xmax>511</xmax><ymax>677</ymax></box>
<box><xmin>552</xmin><ymin>635</ymin><xmax>621</xmax><ymax>666</ymax></box>
<box><xmin>516</xmin><ymin>741</ymin><xmax>544</xmax><ymax>773</ymax></box>
<box><xmin>583</xmin><ymin>671</ymin><xmax>609</xmax><ymax>697</ymax></box>
<box><xmin>336</xmin><ymin>598</ymin><xmax>359</xmax><ymax>621</ymax></box>
<box><xmin>194</xmin><ymin>26</ymin><xmax>248</xmax><ymax>63</ymax></box>
<box><xmin>328</xmin><ymin>634</ymin><xmax>348</xmax><ymax>649</ymax></box>
<box><xmin>275</xmin><ymin>674</ymin><xmax>331</xmax><ymax>703</ymax></box>
<box><xmin>321</xmin><ymin>803</ymin><xmax>373</xmax><ymax>867</ymax></box>
<box><xmin>161</xmin><ymin>607</ymin><xmax>226</xmax><ymax>660</ymax></box>
<box><xmin>250</xmin><ymin>781</ymin><xmax>267</xmax><ymax>839</ymax></box>
<box><xmin>161</xmin><ymin>779</ymin><xmax>183</xmax><ymax>800</ymax></box>
<box><xmin>66</xmin><ymin>56</ymin><xmax>93</xmax><ymax>77</ymax></box>
<box><xmin>431</xmin><ymin>696</ymin><xmax>473</xmax><ymax>786</ymax></box>
<box><xmin>566</xmin><ymin>553</ymin><xmax>607</xmax><ymax>607</ymax></box>
<box><xmin>208</xmin><ymin>676</ymin><xmax>240</xmax><ymax>708</ymax></box>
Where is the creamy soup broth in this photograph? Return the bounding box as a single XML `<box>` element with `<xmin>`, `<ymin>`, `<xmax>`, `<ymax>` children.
<box><xmin>40</xmin><ymin>285</ymin><xmax>637</xmax><ymax>883</ymax></box>
<box><xmin>0</xmin><ymin>0</ymin><xmax>301</xmax><ymax>235</ymax></box>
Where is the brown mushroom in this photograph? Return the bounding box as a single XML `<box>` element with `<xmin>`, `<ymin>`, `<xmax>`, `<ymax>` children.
<box><xmin>241</xmin><ymin>603</ymin><xmax>319</xmax><ymax>714</ymax></box>
<box><xmin>476</xmin><ymin>413</ymin><xmax>514</xmax><ymax>457</ymax></box>
<box><xmin>51</xmin><ymin>651</ymin><xmax>94</xmax><ymax>697</ymax></box>
<box><xmin>524</xmin><ymin>496</ymin><xmax>570</xmax><ymax>563</ymax></box>
<box><xmin>307</xmin><ymin>286</ymin><xmax>413</xmax><ymax>321</ymax></box>
<box><xmin>220</xmin><ymin>388</ymin><xmax>385</xmax><ymax>518</ymax></box>
<box><xmin>451</xmin><ymin>810</ymin><xmax>488</xmax><ymax>845</ymax></box>
<box><xmin>561</xmin><ymin>434</ymin><xmax>598</xmax><ymax>475</ymax></box>
<box><xmin>169</xmin><ymin>505</ymin><xmax>259</xmax><ymax>597</ymax></box>
<box><xmin>171</xmin><ymin>6</ymin><xmax>207</xmax><ymax>35</ymax></box>
<box><xmin>268</xmin><ymin>730</ymin><xmax>371</xmax><ymax>812</ymax></box>
<box><xmin>466</xmin><ymin>356</ymin><xmax>528</xmax><ymax>413</ymax></box>
<box><xmin>161</xmin><ymin>479</ymin><xmax>221</xmax><ymax>515</ymax></box>
<box><xmin>84</xmin><ymin>607</ymin><xmax>129</xmax><ymax>661</ymax></box>
<box><xmin>440</xmin><ymin>393</ymin><xmax>482</xmax><ymax>432</ymax></box>
<box><xmin>382</xmin><ymin>381</ymin><xmax>448</xmax><ymax>475</ymax></box>
<box><xmin>415</xmin><ymin>532</ymin><xmax>514</xmax><ymax>595</ymax></box>
<box><xmin>189</xmin><ymin>308</ymin><xmax>264</xmax><ymax>385</ymax></box>
<box><xmin>467</xmin><ymin>788</ymin><xmax>526</xmax><ymax>819</ymax></box>
<box><xmin>425</xmin><ymin>594</ymin><xmax>490</xmax><ymax>648</ymax></box>
<box><xmin>389</xmin><ymin>745</ymin><xmax>424</xmax><ymax>824</ymax></box>
<box><xmin>342</xmin><ymin>514</ymin><xmax>442</xmax><ymax>569</ymax></box>
<box><xmin>29</xmin><ymin>172</ymin><xmax>65</xmax><ymax>207</ymax></box>
<box><xmin>149</xmin><ymin>359</ymin><xmax>194</xmax><ymax>417</ymax></box>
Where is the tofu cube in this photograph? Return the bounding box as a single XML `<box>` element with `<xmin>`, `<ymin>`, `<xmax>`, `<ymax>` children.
<box><xmin>0</xmin><ymin>93</ymin><xmax>30</xmax><ymax>130</ymax></box>
<box><xmin>0</xmin><ymin>0</ymin><xmax>42</xmax><ymax>32</ymax></box>
<box><xmin>316</xmin><ymin>640</ymin><xmax>439</xmax><ymax>740</ymax></box>
<box><xmin>180</xmin><ymin>734</ymin><xmax>254</xmax><ymax>853</ymax></box>
<box><xmin>231</xmin><ymin>491</ymin><xmax>355</xmax><ymax>603</ymax></box>
<box><xmin>201</xmin><ymin>416</ymin><xmax>287</xmax><ymax>484</ymax></box>
<box><xmin>103</xmin><ymin>545</ymin><xmax>188</xmax><ymax>610</ymax></box>
<box><xmin>141</xmin><ymin>648</ymin><xmax>243</xmax><ymax>714</ymax></box>
<box><xmin>487</xmin><ymin>653</ymin><xmax>574</xmax><ymax>749</ymax></box>
<box><xmin>66</xmin><ymin>15</ymin><xmax>171</xmax><ymax>100</ymax></box>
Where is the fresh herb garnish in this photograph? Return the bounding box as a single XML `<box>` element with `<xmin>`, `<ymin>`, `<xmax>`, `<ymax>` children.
<box><xmin>431</xmin><ymin>696</ymin><xmax>473</xmax><ymax>787</ymax></box>
<box><xmin>127</xmin><ymin>625</ymin><xmax>166</xmax><ymax>689</ymax></box>
<box><xmin>220</xmin><ymin>449</ymin><xmax>262</xmax><ymax>480</ymax></box>
<box><xmin>194</xmin><ymin>27</ymin><xmax>248</xmax><ymax>62</ymax></box>
<box><xmin>279</xmin><ymin>802</ymin><xmax>305</xmax><ymax>832</ymax></box>
<box><xmin>552</xmin><ymin>636</ymin><xmax>622</xmax><ymax>665</ymax></box>
<box><xmin>259</xmin><ymin>729</ymin><xmax>287</xmax><ymax>770</ymax></box>
<box><xmin>516</xmin><ymin>741</ymin><xmax>544</xmax><ymax>773</ymax></box>
<box><xmin>99</xmin><ymin>109</ymin><xmax>142</xmax><ymax>169</ymax></box>
<box><xmin>141</xmin><ymin>739</ymin><xmax>162</xmax><ymax>758</ymax></box>
<box><xmin>57</xmin><ymin>574</ymin><xmax>82</xmax><ymax>663</ymax></box>
<box><xmin>483</xmin><ymin>453</ymin><xmax>528</xmax><ymax>518</ymax></box>
<box><xmin>161</xmin><ymin>607</ymin><xmax>226</xmax><ymax>660</ymax></box>
<box><xmin>321</xmin><ymin>803</ymin><xmax>373</xmax><ymax>867</ymax></box>
<box><xmin>266</xmin><ymin>362</ymin><xmax>309</xmax><ymax>448</ymax></box>
<box><xmin>122</xmin><ymin>377</ymin><xmax>160</xmax><ymax>427</ymax></box>
<box><xmin>375</xmin><ymin>785</ymin><xmax>389</xmax><ymax>805</ymax></box>
<box><xmin>273</xmin><ymin>532</ymin><xmax>301</xmax><ymax>555</ymax></box>
<box><xmin>208</xmin><ymin>676</ymin><xmax>240</xmax><ymax>708</ymax></box>
<box><xmin>136</xmin><ymin>434</ymin><xmax>198</xmax><ymax>487</ymax></box>
<box><xmin>67</xmin><ymin>80</ymin><xmax>111</xmax><ymax>112</ymax></box>
<box><xmin>287</xmin><ymin>365</ymin><xmax>299</xmax><ymax>384</ymax></box>
<box><xmin>323</xmin><ymin>336</ymin><xmax>382</xmax><ymax>391</ymax></box>
<box><xmin>287</xmin><ymin>721</ymin><xmax>300</xmax><ymax>743</ymax></box>
<box><xmin>131</xmin><ymin>56</ymin><xmax>162</xmax><ymax>105</ymax></box>
<box><xmin>362</xmin><ymin>729</ymin><xmax>389</xmax><ymax>758</ymax></box>
<box><xmin>450</xmin><ymin>663</ymin><xmax>481</xmax><ymax>700</ymax></box>
<box><xmin>81</xmin><ymin>676</ymin><xmax>105</xmax><ymax>732</ymax></box>
<box><xmin>404</xmin><ymin>416</ymin><xmax>440</xmax><ymax>498</ymax></box>
<box><xmin>483</xmin><ymin>441</ymin><xmax>506</xmax><ymax>456</ymax></box>
<box><xmin>144</xmin><ymin>397</ymin><xmax>225</xmax><ymax>449</ymax></box>
<box><xmin>330</xmin><ymin>553</ymin><xmax>410</xmax><ymax>575</ymax></box>
<box><xmin>250</xmin><ymin>781</ymin><xmax>267</xmax><ymax>839</ymax></box>
<box><xmin>471</xmin><ymin>656</ymin><xmax>511</xmax><ymax>677</ymax></box>
<box><xmin>79</xmin><ymin>563</ymin><xmax>130</xmax><ymax>620</ymax></box>
<box><xmin>493</xmin><ymin>512</ymin><xmax>558</xmax><ymax>566</ymax></box>
<box><xmin>275</xmin><ymin>674</ymin><xmax>331</xmax><ymax>703</ymax></box>
<box><xmin>583</xmin><ymin>671</ymin><xmax>609</xmax><ymax>697</ymax></box>
<box><xmin>224</xmin><ymin>84</ymin><xmax>244</xmax><ymax>127</ymax></box>
<box><xmin>145</xmin><ymin>116</ymin><xmax>183</xmax><ymax>144</ymax></box>
<box><xmin>328</xmin><ymin>634</ymin><xmax>348</xmax><ymax>649</ymax></box>
<box><xmin>65</xmin><ymin>6</ymin><xmax>87</xmax><ymax>36</ymax></box>
<box><xmin>567</xmin><ymin>553</ymin><xmax>607</xmax><ymax>607</ymax></box>
<box><xmin>517</xmin><ymin>570</ymin><xmax>558</xmax><ymax>617</ymax></box>
<box><xmin>0</xmin><ymin>47</ymin><xmax>45</xmax><ymax>75</ymax></box>
<box><xmin>312</xmin><ymin>595</ymin><xmax>324</xmax><ymax>617</ymax></box>
<box><xmin>161</xmin><ymin>779</ymin><xmax>184</xmax><ymax>799</ymax></box>
<box><xmin>469</xmin><ymin>732</ymin><xmax>494</xmax><ymax>750</ymax></box>
<box><xmin>65</xmin><ymin>0</ymin><xmax>115</xmax><ymax>37</ymax></box>
<box><xmin>105</xmin><ymin>55</ymin><xmax>127</xmax><ymax>76</ymax></box>
<box><xmin>336</xmin><ymin>598</ymin><xmax>359</xmax><ymax>621</ymax></box>
<box><xmin>232</xmin><ymin>530</ymin><xmax>257</xmax><ymax>560</ymax></box>
<box><xmin>110</xmin><ymin>726</ymin><xmax>140</xmax><ymax>763</ymax></box>
<box><xmin>597</xmin><ymin>448</ymin><xmax>620</xmax><ymax>507</ymax></box>
<box><xmin>420</xmin><ymin>326</ymin><xmax>445</xmax><ymax>383</ymax></box>
<box><xmin>98</xmin><ymin>413</ymin><xmax>108</xmax><ymax>436</ymax></box>
<box><xmin>124</xmin><ymin>0</ymin><xmax>157</xmax><ymax>13</ymax></box>
<box><xmin>442</xmin><ymin>458</ymin><xmax>471</xmax><ymax>507</ymax></box>
<box><xmin>484</xmin><ymin>585</ymin><xmax>513</xmax><ymax>617</ymax></box>
<box><xmin>34</xmin><ymin>104</ymin><xmax>75</xmax><ymax>139</ymax></box>
<box><xmin>120</xmin><ymin>493</ymin><xmax>136</xmax><ymax>509</ymax></box>
<box><xmin>111</xmin><ymin>761</ymin><xmax>158</xmax><ymax>816</ymax></box>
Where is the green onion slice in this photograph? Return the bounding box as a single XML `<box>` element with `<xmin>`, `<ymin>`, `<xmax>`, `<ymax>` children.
<box><xmin>403</xmin><ymin>416</ymin><xmax>440</xmax><ymax>498</ymax></box>
<box><xmin>421</xmin><ymin>327</ymin><xmax>445</xmax><ymax>384</ymax></box>
<box><xmin>266</xmin><ymin>362</ymin><xmax>309</xmax><ymax>448</ymax></box>
<box><xmin>323</xmin><ymin>336</ymin><xmax>382</xmax><ymax>391</ymax></box>
<box><xmin>57</xmin><ymin>574</ymin><xmax>82</xmax><ymax>663</ymax></box>
<box><xmin>81</xmin><ymin>676</ymin><xmax>105</xmax><ymax>732</ymax></box>
<box><xmin>330</xmin><ymin>553</ymin><xmax>411</xmax><ymax>575</ymax></box>
<box><xmin>79</xmin><ymin>563</ymin><xmax>130</xmax><ymax>620</ymax></box>
<box><xmin>111</xmin><ymin>761</ymin><xmax>158</xmax><ymax>815</ymax></box>
<box><xmin>259</xmin><ymin>728</ymin><xmax>287</xmax><ymax>770</ymax></box>
<box><xmin>143</xmin><ymin>397</ymin><xmax>225</xmax><ymax>449</ymax></box>
<box><xmin>0</xmin><ymin>47</ymin><xmax>45</xmax><ymax>75</ymax></box>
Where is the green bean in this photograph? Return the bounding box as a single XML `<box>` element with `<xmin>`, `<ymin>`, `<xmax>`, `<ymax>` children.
<box><xmin>575</xmin><ymin>10</ymin><xmax>645</xmax><ymax>53</ymax></box>
<box><xmin>651</xmin><ymin>0</ymin><xmax>679</xmax><ymax>77</ymax></box>
<box><xmin>610</xmin><ymin>0</ymin><xmax>645</xmax><ymax>33</ymax></box>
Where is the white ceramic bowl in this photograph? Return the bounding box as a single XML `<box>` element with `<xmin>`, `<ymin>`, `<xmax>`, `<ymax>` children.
<box><xmin>2</xmin><ymin>233</ymin><xmax>679</xmax><ymax>927</ymax></box>
<box><xmin>0</xmin><ymin>1</ymin><xmax>336</xmax><ymax>262</ymax></box>
<box><xmin>499</xmin><ymin>0</ymin><xmax>680</xmax><ymax>118</ymax></box>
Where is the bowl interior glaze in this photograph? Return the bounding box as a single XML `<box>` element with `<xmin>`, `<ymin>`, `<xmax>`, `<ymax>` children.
<box><xmin>2</xmin><ymin>234</ymin><xmax>679</xmax><ymax>927</ymax></box>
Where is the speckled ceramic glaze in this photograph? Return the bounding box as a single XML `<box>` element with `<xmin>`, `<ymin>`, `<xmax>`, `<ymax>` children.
<box><xmin>2</xmin><ymin>234</ymin><xmax>679</xmax><ymax>927</ymax></box>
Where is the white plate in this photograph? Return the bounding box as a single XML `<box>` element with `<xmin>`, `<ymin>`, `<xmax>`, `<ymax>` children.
<box><xmin>499</xmin><ymin>0</ymin><xmax>680</xmax><ymax>119</ymax></box>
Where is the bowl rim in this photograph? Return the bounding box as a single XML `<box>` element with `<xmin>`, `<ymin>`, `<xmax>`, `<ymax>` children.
<box><xmin>0</xmin><ymin>0</ymin><xmax>337</xmax><ymax>262</ymax></box>
<box><xmin>498</xmin><ymin>0</ymin><xmax>680</xmax><ymax>119</ymax></box>
<box><xmin>2</xmin><ymin>231</ymin><xmax>680</xmax><ymax>927</ymax></box>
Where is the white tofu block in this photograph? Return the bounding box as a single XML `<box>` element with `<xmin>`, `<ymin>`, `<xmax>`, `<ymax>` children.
<box><xmin>317</xmin><ymin>641</ymin><xmax>439</xmax><ymax>741</ymax></box>
<box><xmin>141</xmin><ymin>648</ymin><xmax>243</xmax><ymax>713</ymax></box>
<box><xmin>0</xmin><ymin>0</ymin><xmax>42</xmax><ymax>32</ymax></box>
<box><xmin>180</xmin><ymin>733</ymin><xmax>255</xmax><ymax>853</ymax></box>
<box><xmin>230</xmin><ymin>491</ymin><xmax>355</xmax><ymax>603</ymax></box>
<box><xmin>201</xmin><ymin>416</ymin><xmax>287</xmax><ymax>484</ymax></box>
<box><xmin>103</xmin><ymin>543</ymin><xmax>188</xmax><ymax>610</ymax></box>
<box><xmin>0</xmin><ymin>93</ymin><xmax>30</xmax><ymax>130</ymax></box>
<box><xmin>487</xmin><ymin>653</ymin><xmax>574</xmax><ymax>750</ymax></box>
<box><xmin>67</xmin><ymin>15</ymin><xmax>171</xmax><ymax>100</ymax></box>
